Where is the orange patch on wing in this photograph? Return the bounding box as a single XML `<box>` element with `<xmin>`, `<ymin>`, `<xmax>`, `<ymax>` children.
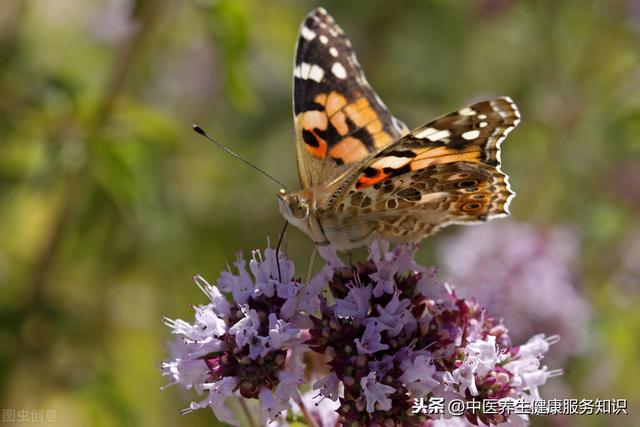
<box><xmin>345</xmin><ymin>96</ymin><xmax>369</xmax><ymax>114</ymax></box>
<box><xmin>408</xmin><ymin>158</ymin><xmax>435</xmax><ymax>170</ymax></box>
<box><xmin>330</xmin><ymin>110</ymin><xmax>349</xmax><ymax>135</ymax></box>
<box><xmin>314</xmin><ymin>93</ymin><xmax>327</xmax><ymax>106</ymax></box>
<box><xmin>410</xmin><ymin>150</ymin><xmax>480</xmax><ymax>170</ymax></box>
<box><xmin>324</xmin><ymin>92</ymin><xmax>348</xmax><ymax>116</ymax></box>
<box><xmin>371</xmin><ymin>130</ymin><xmax>393</xmax><ymax>149</ymax></box>
<box><xmin>356</xmin><ymin>169</ymin><xmax>390</xmax><ymax>189</ymax></box>
<box><xmin>305</xmin><ymin>130</ymin><xmax>328</xmax><ymax>159</ymax></box>
<box><xmin>345</xmin><ymin>97</ymin><xmax>378</xmax><ymax>128</ymax></box>
<box><xmin>300</xmin><ymin>110</ymin><xmax>328</xmax><ymax>131</ymax></box>
<box><xmin>329</xmin><ymin>137</ymin><xmax>369</xmax><ymax>163</ymax></box>
<box><xmin>421</xmin><ymin>146</ymin><xmax>480</xmax><ymax>158</ymax></box>
<box><xmin>365</xmin><ymin>119</ymin><xmax>395</xmax><ymax>149</ymax></box>
<box><xmin>366</xmin><ymin>119</ymin><xmax>383</xmax><ymax>134</ymax></box>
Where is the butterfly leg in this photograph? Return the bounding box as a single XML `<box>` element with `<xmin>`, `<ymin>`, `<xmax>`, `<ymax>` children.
<box><xmin>305</xmin><ymin>245</ymin><xmax>318</xmax><ymax>285</ymax></box>
<box><xmin>275</xmin><ymin>221</ymin><xmax>289</xmax><ymax>282</ymax></box>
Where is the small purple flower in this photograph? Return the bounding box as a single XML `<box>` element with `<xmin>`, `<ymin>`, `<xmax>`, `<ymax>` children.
<box><xmin>293</xmin><ymin>387</ymin><xmax>341</xmax><ymax>427</ymax></box>
<box><xmin>399</xmin><ymin>354</ymin><xmax>439</xmax><ymax>395</ymax></box>
<box><xmin>355</xmin><ymin>322</ymin><xmax>389</xmax><ymax>355</ymax></box>
<box><xmin>334</xmin><ymin>283</ymin><xmax>372</xmax><ymax>319</ymax></box>
<box><xmin>361</xmin><ymin>371</ymin><xmax>396</xmax><ymax>412</ymax></box>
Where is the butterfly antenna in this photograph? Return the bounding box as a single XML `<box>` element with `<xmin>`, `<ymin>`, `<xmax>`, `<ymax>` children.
<box><xmin>192</xmin><ymin>124</ymin><xmax>289</xmax><ymax>191</ymax></box>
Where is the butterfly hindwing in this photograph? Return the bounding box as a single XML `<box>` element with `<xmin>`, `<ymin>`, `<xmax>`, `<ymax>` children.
<box><xmin>319</xmin><ymin>161</ymin><xmax>513</xmax><ymax>246</ymax></box>
<box><xmin>293</xmin><ymin>8</ymin><xmax>408</xmax><ymax>189</ymax></box>
<box><xmin>326</xmin><ymin>162</ymin><xmax>513</xmax><ymax>246</ymax></box>
<box><xmin>322</xmin><ymin>98</ymin><xmax>519</xmax><ymax>244</ymax></box>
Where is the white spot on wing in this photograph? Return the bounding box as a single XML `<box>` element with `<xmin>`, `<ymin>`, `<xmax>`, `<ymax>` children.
<box><xmin>414</xmin><ymin>127</ymin><xmax>450</xmax><ymax>141</ymax></box>
<box><xmin>296</xmin><ymin>62</ymin><xmax>324</xmax><ymax>82</ymax></box>
<box><xmin>331</xmin><ymin>62</ymin><xmax>347</xmax><ymax>79</ymax></box>
<box><xmin>319</xmin><ymin>35</ymin><xmax>328</xmax><ymax>44</ymax></box>
<box><xmin>371</xmin><ymin>156</ymin><xmax>412</xmax><ymax>169</ymax></box>
<box><xmin>459</xmin><ymin>107</ymin><xmax>476</xmax><ymax>116</ymax></box>
<box><xmin>374</xmin><ymin>93</ymin><xmax>385</xmax><ymax>108</ymax></box>
<box><xmin>392</xmin><ymin>117</ymin><xmax>409</xmax><ymax>135</ymax></box>
<box><xmin>308</xmin><ymin>64</ymin><xmax>324</xmax><ymax>82</ymax></box>
<box><xmin>300</xmin><ymin>62</ymin><xmax>311</xmax><ymax>78</ymax></box>
<box><xmin>301</xmin><ymin>26</ymin><xmax>316</xmax><ymax>40</ymax></box>
<box><xmin>329</xmin><ymin>47</ymin><xmax>338</xmax><ymax>57</ymax></box>
<box><xmin>462</xmin><ymin>130</ymin><xmax>481</xmax><ymax>140</ymax></box>
<box><xmin>420</xmin><ymin>192</ymin><xmax>449</xmax><ymax>203</ymax></box>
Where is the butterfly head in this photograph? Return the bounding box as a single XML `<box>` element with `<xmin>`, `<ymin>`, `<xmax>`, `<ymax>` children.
<box><xmin>277</xmin><ymin>189</ymin><xmax>310</xmax><ymax>221</ymax></box>
<box><xmin>276</xmin><ymin>188</ymin><xmax>330</xmax><ymax>244</ymax></box>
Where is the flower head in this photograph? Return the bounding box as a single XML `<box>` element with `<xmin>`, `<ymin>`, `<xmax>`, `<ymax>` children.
<box><xmin>162</xmin><ymin>248</ymin><xmax>313</xmax><ymax>425</ymax></box>
<box><xmin>306</xmin><ymin>241</ymin><xmax>559</xmax><ymax>426</ymax></box>
<box><xmin>163</xmin><ymin>241</ymin><xmax>561</xmax><ymax>426</ymax></box>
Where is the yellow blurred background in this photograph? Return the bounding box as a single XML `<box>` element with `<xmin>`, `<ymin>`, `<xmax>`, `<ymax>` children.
<box><xmin>1</xmin><ymin>0</ymin><xmax>639</xmax><ymax>426</ymax></box>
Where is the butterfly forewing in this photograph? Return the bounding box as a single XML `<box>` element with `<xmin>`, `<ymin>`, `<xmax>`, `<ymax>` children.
<box><xmin>293</xmin><ymin>8</ymin><xmax>408</xmax><ymax>189</ymax></box>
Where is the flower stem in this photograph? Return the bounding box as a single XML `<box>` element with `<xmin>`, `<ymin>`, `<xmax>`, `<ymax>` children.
<box><xmin>239</xmin><ymin>398</ymin><xmax>257</xmax><ymax>427</ymax></box>
<box><xmin>297</xmin><ymin>392</ymin><xmax>319</xmax><ymax>427</ymax></box>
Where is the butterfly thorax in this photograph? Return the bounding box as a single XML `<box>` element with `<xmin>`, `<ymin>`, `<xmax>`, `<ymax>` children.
<box><xmin>278</xmin><ymin>184</ymin><xmax>386</xmax><ymax>250</ymax></box>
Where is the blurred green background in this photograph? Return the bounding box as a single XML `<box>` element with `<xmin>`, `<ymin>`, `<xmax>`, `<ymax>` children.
<box><xmin>1</xmin><ymin>0</ymin><xmax>639</xmax><ymax>426</ymax></box>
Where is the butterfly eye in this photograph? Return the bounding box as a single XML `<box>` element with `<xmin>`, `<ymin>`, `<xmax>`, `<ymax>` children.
<box><xmin>292</xmin><ymin>201</ymin><xmax>309</xmax><ymax>219</ymax></box>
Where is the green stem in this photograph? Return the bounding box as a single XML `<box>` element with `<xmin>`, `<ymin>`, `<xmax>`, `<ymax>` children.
<box><xmin>297</xmin><ymin>391</ymin><xmax>319</xmax><ymax>427</ymax></box>
<box><xmin>239</xmin><ymin>398</ymin><xmax>257</xmax><ymax>427</ymax></box>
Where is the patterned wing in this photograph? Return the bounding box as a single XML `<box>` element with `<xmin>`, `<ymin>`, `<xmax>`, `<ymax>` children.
<box><xmin>322</xmin><ymin>98</ymin><xmax>520</xmax><ymax>246</ymax></box>
<box><xmin>293</xmin><ymin>7</ymin><xmax>409</xmax><ymax>189</ymax></box>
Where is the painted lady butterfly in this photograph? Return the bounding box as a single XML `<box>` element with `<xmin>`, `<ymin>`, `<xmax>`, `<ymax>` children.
<box><xmin>277</xmin><ymin>8</ymin><xmax>520</xmax><ymax>250</ymax></box>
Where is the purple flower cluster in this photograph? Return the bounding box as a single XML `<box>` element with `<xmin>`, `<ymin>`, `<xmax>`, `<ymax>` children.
<box><xmin>162</xmin><ymin>242</ymin><xmax>561</xmax><ymax>426</ymax></box>
<box><xmin>161</xmin><ymin>249</ymin><xmax>324</xmax><ymax>425</ymax></box>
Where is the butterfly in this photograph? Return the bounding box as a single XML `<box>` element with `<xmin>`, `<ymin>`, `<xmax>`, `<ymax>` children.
<box><xmin>277</xmin><ymin>8</ymin><xmax>520</xmax><ymax>250</ymax></box>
